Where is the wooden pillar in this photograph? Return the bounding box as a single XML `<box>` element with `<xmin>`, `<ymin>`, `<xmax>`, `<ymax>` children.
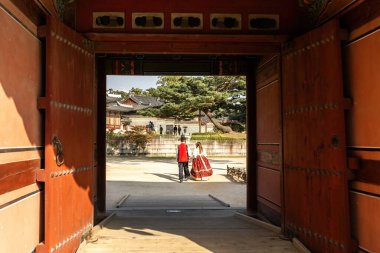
<box><xmin>246</xmin><ymin>60</ymin><xmax>258</xmax><ymax>214</ymax></box>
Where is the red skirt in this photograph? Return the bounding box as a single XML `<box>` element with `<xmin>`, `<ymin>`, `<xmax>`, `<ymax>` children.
<box><xmin>191</xmin><ymin>155</ymin><xmax>213</xmax><ymax>180</ymax></box>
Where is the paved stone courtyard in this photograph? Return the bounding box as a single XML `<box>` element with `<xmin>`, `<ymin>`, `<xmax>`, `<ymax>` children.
<box><xmin>106</xmin><ymin>156</ymin><xmax>247</xmax><ymax>210</ymax></box>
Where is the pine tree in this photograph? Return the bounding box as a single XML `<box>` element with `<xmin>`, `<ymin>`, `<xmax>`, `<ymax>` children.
<box><xmin>140</xmin><ymin>76</ymin><xmax>246</xmax><ymax>133</ymax></box>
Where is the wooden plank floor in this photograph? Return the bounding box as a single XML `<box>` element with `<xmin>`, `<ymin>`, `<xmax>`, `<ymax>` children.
<box><xmin>78</xmin><ymin>210</ymin><xmax>298</xmax><ymax>253</ymax></box>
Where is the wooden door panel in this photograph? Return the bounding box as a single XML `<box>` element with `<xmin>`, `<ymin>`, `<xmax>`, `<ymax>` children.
<box><xmin>37</xmin><ymin>17</ymin><xmax>95</xmax><ymax>253</ymax></box>
<box><xmin>282</xmin><ymin>20</ymin><xmax>351</xmax><ymax>253</ymax></box>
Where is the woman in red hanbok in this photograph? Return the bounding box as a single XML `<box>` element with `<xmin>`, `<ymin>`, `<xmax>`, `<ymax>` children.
<box><xmin>191</xmin><ymin>142</ymin><xmax>213</xmax><ymax>180</ymax></box>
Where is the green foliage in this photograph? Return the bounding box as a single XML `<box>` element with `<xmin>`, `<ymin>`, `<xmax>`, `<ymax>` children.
<box><xmin>122</xmin><ymin>118</ymin><xmax>132</xmax><ymax>126</ymax></box>
<box><xmin>129</xmin><ymin>87</ymin><xmax>143</xmax><ymax>95</ymax></box>
<box><xmin>143</xmin><ymin>76</ymin><xmax>246</xmax><ymax>126</ymax></box>
<box><xmin>191</xmin><ymin>132</ymin><xmax>246</xmax><ymax>141</ymax></box>
<box><xmin>110</xmin><ymin>76</ymin><xmax>247</xmax><ymax>133</ymax></box>
<box><xmin>106</xmin><ymin>129</ymin><xmax>126</xmax><ymax>148</ymax></box>
<box><xmin>144</xmin><ymin>87</ymin><xmax>159</xmax><ymax>97</ymax></box>
<box><xmin>106</xmin><ymin>126</ymin><xmax>155</xmax><ymax>152</ymax></box>
<box><xmin>108</xmin><ymin>87</ymin><xmax>158</xmax><ymax>99</ymax></box>
<box><xmin>220</xmin><ymin>122</ymin><xmax>245</xmax><ymax>132</ymax></box>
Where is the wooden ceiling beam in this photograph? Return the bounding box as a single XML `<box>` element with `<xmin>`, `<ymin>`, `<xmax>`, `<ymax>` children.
<box><xmin>86</xmin><ymin>33</ymin><xmax>288</xmax><ymax>55</ymax></box>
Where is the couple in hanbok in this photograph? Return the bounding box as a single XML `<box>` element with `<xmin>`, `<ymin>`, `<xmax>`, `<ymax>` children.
<box><xmin>177</xmin><ymin>136</ymin><xmax>213</xmax><ymax>182</ymax></box>
<box><xmin>190</xmin><ymin>142</ymin><xmax>213</xmax><ymax>181</ymax></box>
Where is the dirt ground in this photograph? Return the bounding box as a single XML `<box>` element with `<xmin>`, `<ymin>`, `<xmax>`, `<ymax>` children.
<box><xmin>106</xmin><ymin>156</ymin><xmax>247</xmax><ymax>210</ymax></box>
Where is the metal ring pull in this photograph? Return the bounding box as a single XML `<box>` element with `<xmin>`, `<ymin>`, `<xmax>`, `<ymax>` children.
<box><xmin>52</xmin><ymin>136</ymin><xmax>64</xmax><ymax>166</ymax></box>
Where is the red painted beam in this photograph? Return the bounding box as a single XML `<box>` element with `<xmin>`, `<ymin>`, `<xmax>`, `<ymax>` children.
<box><xmin>86</xmin><ymin>33</ymin><xmax>287</xmax><ymax>55</ymax></box>
<box><xmin>0</xmin><ymin>159</ymin><xmax>41</xmax><ymax>195</ymax></box>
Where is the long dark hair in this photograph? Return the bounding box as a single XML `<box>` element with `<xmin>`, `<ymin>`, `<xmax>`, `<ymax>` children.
<box><xmin>196</xmin><ymin>142</ymin><xmax>203</xmax><ymax>154</ymax></box>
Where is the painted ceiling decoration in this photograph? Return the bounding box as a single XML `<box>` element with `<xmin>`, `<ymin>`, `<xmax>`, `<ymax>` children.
<box><xmin>40</xmin><ymin>0</ymin><xmax>356</xmax><ymax>35</ymax></box>
<box><xmin>55</xmin><ymin>0</ymin><xmax>74</xmax><ymax>20</ymax></box>
<box><xmin>298</xmin><ymin>0</ymin><xmax>331</xmax><ymax>25</ymax></box>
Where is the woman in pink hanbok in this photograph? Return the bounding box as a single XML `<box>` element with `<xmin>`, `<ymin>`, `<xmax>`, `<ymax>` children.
<box><xmin>191</xmin><ymin>142</ymin><xmax>213</xmax><ymax>180</ymax></box>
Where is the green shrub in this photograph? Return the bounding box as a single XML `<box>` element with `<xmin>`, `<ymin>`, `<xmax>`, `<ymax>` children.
<box><xmin>125</xmin><ymin>126</ymin><xmax>155</xmax><ymax>151</ymax></box>
<box><xmin>106</xmin><ymin>126</ymin><xmax>156</xmax><ymax>151</ymax></box>
<box><xmin>106</xmin><ymin>130</ymin><xmax>126</xmax><ymax>148</ymax></box>
<box><xmin>230</xmin><ymin>123</ymin><xmax>245</xmax><ymax>132</ymax></box>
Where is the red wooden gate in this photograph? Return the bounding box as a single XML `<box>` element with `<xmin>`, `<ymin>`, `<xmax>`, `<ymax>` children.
<box><xmin>282</xmin><ymin>20</ymin><xmax>351</xmax><ymax>253</ymax></box>
<box><xmin>36</xmin><ymin>17</ymin><xmax>95</xmax><ymax>253</ymax></box>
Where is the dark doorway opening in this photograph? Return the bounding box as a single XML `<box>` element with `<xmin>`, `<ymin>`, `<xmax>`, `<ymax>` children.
<box><xmin>95</xmin><ymin>54</ymin><xmax>257</xmax><ymax>215</ymax></box>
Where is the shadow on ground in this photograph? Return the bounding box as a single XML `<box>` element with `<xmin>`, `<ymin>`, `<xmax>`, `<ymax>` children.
<box><xmin>80</xmin><ymin>210</ymin><xmax>297</xmax><ymax>253</ymax></box>
<box><xmin>106</xmin><ymin>181</ymin><xmax>246</xmax><ymax>209</ymax></box>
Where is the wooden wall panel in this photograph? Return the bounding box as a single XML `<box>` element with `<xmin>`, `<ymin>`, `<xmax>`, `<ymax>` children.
<box><xmin>0</xmin><ymin>2</ymin><xmax>43</xmax><ymax>202</ymax></box>
<box><xmin>341</xmin><ymin>0</ymin><xmax>380</xmax><ymax>42</ymax></box>
<box><xmin>257</xmin><ymin>145</ymin><xmax>280</xmax><ymax>171</ymax></box>
<box><xmin>0</xmin><ymin>190</ymin><xmax>42</xmax><ymax>253</ymax></box>
<box><xmin>255</xmin><ymin>55</ymin><xmax>282</xmax><ymax>226</ymax></box>
<box><xmin>344</xmin><ymin>29</ymin><xmax>380</xmax><ymax>148</ymax></box>
<box><xmin>257</xmin><ymin>166</ymin><xmax>281</xmax><ymax>207</ymax></box>
<box><xmin>343</xmin><ymin>15</ymin><xmax>380</xmax><ymax>252</ymax></box>
<box><xmin>256</xmin><ymin>57</ymin><xmax>280</xmax><ymax>89</ymax></box>
<box><xmin>350</xmin><ymin>191</ymin><xmax>380</xmax><ymax>253</ymax></box>
<box><xmin>0</xmin><ymin>6</ymin><xmax>42</xmax><ymax>164</ymax></box>
<box><xmin>0</xmin><ymin>4</ymin><xmax>44</xmax><ymax>252</ymax></box>
<box><xmin>257</xmin><ymin>80</ymin><xmax>280</xmax><ymax>144</ymax></box>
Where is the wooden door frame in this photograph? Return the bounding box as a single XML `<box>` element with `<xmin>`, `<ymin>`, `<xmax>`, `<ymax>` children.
<box><xmin>92</xmin><ymin>34</ymin><xmax>286</xmax><ymax>215</ymax></box>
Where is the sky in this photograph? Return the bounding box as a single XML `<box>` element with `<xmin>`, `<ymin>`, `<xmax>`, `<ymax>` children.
<box><xmin>106</xmin><ymin>75</ymin><xmax>159</xmax><ymax>92</ymax></box>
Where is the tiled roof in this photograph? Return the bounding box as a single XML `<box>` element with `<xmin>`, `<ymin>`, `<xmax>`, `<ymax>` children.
<box><xmin>106</xmin><ymin>105</ymin><xmax>135</xmax><ymax>112</ymax></box>
<box><xmin>129</xmin><ymin>95</ymin><xmax>164</xmax><ymax>107</ymax></box>
<box><xmin>106</xmin><ymin>96</ymin><xmax>120</xmax><ymax>103</ymax></box>
<box><xmin>106</xmin><ymin>94</ymin><xmax>163</xmax><ymax>113</ymax></box>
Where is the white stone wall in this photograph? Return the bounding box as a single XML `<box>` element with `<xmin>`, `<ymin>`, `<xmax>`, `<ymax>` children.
<box><xmin>107</xmin><ymin>136</ymin><xmax>246</xmax><ymax>157</ymax></box>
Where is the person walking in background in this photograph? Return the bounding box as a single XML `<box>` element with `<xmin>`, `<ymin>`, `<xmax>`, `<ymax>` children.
<box><xmin>177</xmin><ymin>135</ymin><xmax>191</xmax><ymax>183</ymax></box>
<box><xmin>191</xmin><ymin>142</ymin><xmax>213</xmax><ymax>181</ymax></box>
<box><xmin>178</xmin><ymin>125</ymin><xmax>182</xmax><ymax>136</ymax></box>
<box><xmin>174</xmin><ymin>125</ymin><xmax>178</xmax><ymax>135</ymax></box>
<box><xmin>159</xmin><ymin>125</ymin><xmax>163</xmax><ymax>135</ymax></box>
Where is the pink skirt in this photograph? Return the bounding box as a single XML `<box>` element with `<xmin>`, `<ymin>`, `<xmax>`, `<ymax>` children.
<box><xmin>191</xmin><ymin>155</ymin><xmax>213</xmax><ymax>180</ymax></box>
